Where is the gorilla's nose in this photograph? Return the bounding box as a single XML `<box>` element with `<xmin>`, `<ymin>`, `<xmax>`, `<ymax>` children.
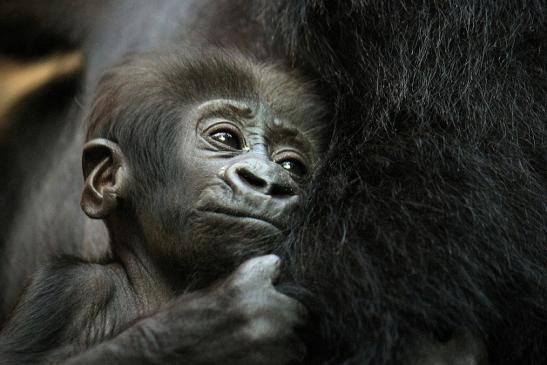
<box><xmin>224</xmin><ymin>159</ymin><xmax>298</xmax><ymax>198</ymax></box>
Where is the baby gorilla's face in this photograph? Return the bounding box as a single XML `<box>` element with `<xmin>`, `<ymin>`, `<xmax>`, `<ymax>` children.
<box><xmin>157</xmin><ymin>97</ymin><xmax>321</xmax><ymax>277</ymax></box>
<box><xmin>185</xmin><ymin>98</ymin><xmax>314</xmax><ymax>232</ymax></box>
<box><xmin>86</xmin><ymin>51</ymin><xmax>327</xmax><ymax>283</ymax></box>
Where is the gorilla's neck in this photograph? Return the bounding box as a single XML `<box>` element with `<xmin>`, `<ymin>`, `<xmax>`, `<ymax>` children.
<box><xmin>106</xmin><ymin>215</ymin><xmax>174</xmax><ymax>311</ymax></box>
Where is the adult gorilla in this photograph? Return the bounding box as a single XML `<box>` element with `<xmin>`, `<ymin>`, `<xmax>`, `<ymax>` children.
<box><xmin>0</xmin><ymin>1</ymin><xmax>545</xmax><ymax>364</ymax></box>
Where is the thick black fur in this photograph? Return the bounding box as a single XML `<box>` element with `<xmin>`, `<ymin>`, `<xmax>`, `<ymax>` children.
<box><xmin>257</xmin><ymin>1</ymin><xmax>547</xmax><ymax>364</ymax></box>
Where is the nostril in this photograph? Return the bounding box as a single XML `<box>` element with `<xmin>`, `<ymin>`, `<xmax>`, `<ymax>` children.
<box><xmin>237</xmin><ymin>167</ymin><xmax>267</xmax><ymax>189</ymax></box>
<box><xmin>270</xmin><ymin>183</ymin><xmax>295</xmax><ymax>197</ymax></box>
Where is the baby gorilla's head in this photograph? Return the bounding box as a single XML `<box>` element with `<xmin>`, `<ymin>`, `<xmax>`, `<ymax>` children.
<box><xmin>82</xmin><ymin>49</ymin><xmax>328</xmax><ymax>285</ymax></box>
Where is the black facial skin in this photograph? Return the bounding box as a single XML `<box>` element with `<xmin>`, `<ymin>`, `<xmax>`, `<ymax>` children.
<box><xmin>190</xmin><ymin>98</ymin><xmax>310</xmax><ymax>233</ymax></box>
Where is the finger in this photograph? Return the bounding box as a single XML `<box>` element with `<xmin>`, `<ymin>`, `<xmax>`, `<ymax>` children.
<box><xmin>234</xmin><ymin>255</ymin><xmax>281</xmax><ymax>287</ymax></box>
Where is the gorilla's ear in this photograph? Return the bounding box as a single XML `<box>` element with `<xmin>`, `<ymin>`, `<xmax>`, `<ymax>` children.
<box><xmin>81</xmin><ymin>138</ymin><xmax>130</xmax><ymax>219</ymax></box>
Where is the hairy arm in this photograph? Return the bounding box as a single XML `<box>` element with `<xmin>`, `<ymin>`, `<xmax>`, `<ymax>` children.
<box><xmin>0</xmin><ymin>255</ymin><xmax>305</xmax><ymax>365</ymax></box>
<box><xmin>0</xmin><ymin>258</ymin><xmax>133</xmax><ymax>364</ymax></box>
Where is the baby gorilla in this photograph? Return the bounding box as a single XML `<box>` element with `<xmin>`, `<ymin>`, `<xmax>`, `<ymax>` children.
<box><xmin>0</xmin><ymin>50</ymin><xmax>327</xmax><ymax>365</ymax></box>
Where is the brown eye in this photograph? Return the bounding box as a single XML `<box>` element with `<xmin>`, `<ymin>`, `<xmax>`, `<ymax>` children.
<box><xmin>279</xmin><ymin>159</ymin><xmax>307</xmax><ymax>177</ymax></box>
<box><xmin>210</xmin><ymin>130</ymin><xmax>242</xmax><ymax>149</ymax></box>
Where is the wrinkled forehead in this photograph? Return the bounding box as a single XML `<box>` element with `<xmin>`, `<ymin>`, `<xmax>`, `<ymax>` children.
<box><xmin>87</xmin><ymin>49</ymin><xmax>329</xmax><ymax>148</ymax></box>
<box><xmin>158</xmin><ymin>51</ymin><xmax>326</xmax><ymax>128</ymax></box>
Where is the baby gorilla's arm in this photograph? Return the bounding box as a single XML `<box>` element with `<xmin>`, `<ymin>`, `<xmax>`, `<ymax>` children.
<box><xmin>0</xmin><ymin>255</ymin><xmax>306</xmax><ymax>365</ymax></box>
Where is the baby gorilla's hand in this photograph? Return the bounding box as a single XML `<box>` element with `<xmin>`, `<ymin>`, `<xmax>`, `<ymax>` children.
<box><xmin>215</xmin><ymin>255</ymin><xmax>307</xmax><ymax>364</ymax></box>
<box><xmin>137</xmin><ymin>255</ymin><xmax>307</xmax><ymax>365</ymax></box>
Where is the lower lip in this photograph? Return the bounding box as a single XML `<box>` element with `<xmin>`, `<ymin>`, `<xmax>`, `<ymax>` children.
<box><xmin>197</xmin><ymin>210</ymin><xmax>282</xmax><ymax>232</ymax></box>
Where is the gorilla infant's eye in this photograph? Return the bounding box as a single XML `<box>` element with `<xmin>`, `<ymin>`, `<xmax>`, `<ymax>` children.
<box><xmin>211</xmin><ymin>131</ymin><xmax>240</xmax><ymax>148</ymax></box>
<box><xmin>279</xmin><ymin>159</ymin><xmax>307</xmax><ymax>176</ymax></box>
<box><xmin>206</xmin><ymin>123</ymin><xmax>243</xmax><ymax>150</ymax></box>
<box><xmin>273</xmin><ymin>149</ymin><xmax>309</xmax><ymax>177</ymax></box>
<box><xmin>273</xmin><ymin>150</ymin><xmax>309</xmax><ymax>177</ymax></box>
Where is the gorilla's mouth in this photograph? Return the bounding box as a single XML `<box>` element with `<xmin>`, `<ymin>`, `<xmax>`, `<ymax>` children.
<box><xmin>195</xmin><ymin>206</ymin><xmax>283</xmax><ymax>232</ymax></box>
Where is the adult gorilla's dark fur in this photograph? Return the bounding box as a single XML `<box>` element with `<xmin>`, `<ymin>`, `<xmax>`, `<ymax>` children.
<box><xmin>258</xmin><ymin>2</ymin><xmax>547</xmax><ymax>364</ymax></box>
<box><xmin>1</xmin><ymin>1</ymin><xmax>546</xmax><ymax>364</ymax></box>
